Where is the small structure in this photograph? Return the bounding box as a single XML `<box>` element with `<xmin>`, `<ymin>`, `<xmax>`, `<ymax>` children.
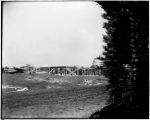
<box><xmin>2</xmin><ymin>67</ymin><xmax>17</xmax><ymax>74</ymax></box>
<box><xmin>20</xmin><ymin>64</ymin><xmax>35</xmax><ymax>73</ymax></box>
<box><xmin>36</xmin><ymin>65</ymin><xmax>50</xmax><ymax>74</ymax></box>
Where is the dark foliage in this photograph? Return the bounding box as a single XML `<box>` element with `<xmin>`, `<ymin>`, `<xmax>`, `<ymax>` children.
<box><xmin>90</xmin><ymin>1</ymin><xmax>149</xmax><ymax>118</ymax></box>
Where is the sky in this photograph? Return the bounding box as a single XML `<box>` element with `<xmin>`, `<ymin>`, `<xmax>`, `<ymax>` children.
<box><xmin>2</xmin><ymin>2</ymin><xmax>106</xmax><ymax>67</ymax></box>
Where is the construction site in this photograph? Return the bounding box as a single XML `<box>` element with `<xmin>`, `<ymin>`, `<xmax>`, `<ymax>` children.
<box><xmin>36</xmin><ymin>66</ymin><xmax>101</xmax><ymax>76</ymax></box>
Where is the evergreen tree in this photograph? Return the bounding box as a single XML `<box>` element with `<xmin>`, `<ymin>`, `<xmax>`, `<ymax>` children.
<box><xmin>90</xmin><ymin>1</ymin><xmax>149</xmax><ymax>118</ymax></box>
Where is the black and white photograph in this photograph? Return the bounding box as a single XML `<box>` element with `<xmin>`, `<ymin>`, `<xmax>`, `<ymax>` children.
<box><xmin>1</xmin><ymin>1</ymin><xmax>149</xmax><ymax>119</ymax></box>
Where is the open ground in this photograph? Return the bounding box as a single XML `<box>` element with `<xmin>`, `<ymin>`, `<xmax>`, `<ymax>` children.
<box><xmin>2</xmin><ymin>73</ymin><xmax>109</xmax><ymax>118</ymax></box>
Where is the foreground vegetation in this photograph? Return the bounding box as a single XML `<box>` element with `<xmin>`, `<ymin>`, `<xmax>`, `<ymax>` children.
<box><xmin>2</xmin><ymin>73</ymin><xmax>108</xmax><ymax>118</ymax></box>
<box><xmin>90</xmin><ymin>1</ymin><xmax>149</xmax><ymax>118</ymax></box>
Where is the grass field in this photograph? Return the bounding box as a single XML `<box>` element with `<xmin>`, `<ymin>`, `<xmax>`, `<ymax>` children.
<box><xmin>2</xmin><ymin>73</ymin><xmax>109</xmax><ymax>118</ymax></box>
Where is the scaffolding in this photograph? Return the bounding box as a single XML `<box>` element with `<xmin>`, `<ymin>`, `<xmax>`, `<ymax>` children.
<box><xmin>36</xmin><ymin>66</ymin><xmax>101</xmax><ymax>76</ymax></box>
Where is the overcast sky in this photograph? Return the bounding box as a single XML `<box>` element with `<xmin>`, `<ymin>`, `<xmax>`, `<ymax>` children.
<box><xmin>3</xmin><ymin>2</ymin><xmax>106</xmax><ymax>67</ymax></box>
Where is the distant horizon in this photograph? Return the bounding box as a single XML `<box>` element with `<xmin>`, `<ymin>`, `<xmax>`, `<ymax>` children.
<box><xmin>2</xmin><ymin>64</ymin><xmax>95</xmax><ymax>68</ymax></box>
<box><xmin>2</xmin><ymin>2</ymin><xmax>106</xmax><ymax>67</ymax></box>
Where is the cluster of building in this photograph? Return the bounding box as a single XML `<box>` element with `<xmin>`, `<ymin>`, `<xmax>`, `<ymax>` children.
<box><xmin>2</xmin><ymin>65</ymin><xmax>101</xmax><ymax>76</ymax></box>
<box><xmin>2</xmin><ymin>58</ymin><xmax>102</xmax><ymax>76</ymax></box>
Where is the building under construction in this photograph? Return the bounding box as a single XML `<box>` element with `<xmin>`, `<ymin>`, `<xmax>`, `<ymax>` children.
<box><xmin>36</xmin><ymin>66</ymin><xmax>101</xmax><ymax>76</ymax></box>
